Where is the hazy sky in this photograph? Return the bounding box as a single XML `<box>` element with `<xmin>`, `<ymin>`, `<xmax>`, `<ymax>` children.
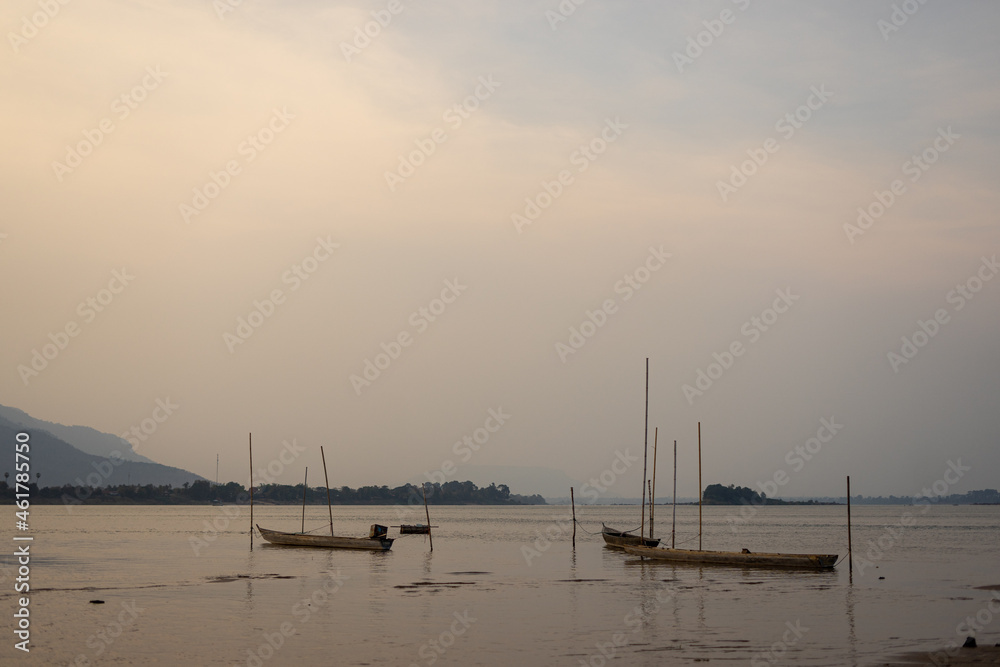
<box><xmin>2</xmin><ymin>0</ymin><xmax>998</xmax><ymax>499</ymax></box>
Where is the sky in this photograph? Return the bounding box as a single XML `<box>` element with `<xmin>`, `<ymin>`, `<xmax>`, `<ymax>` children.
<box><xmin>1</xmin><ymin>0</ymin><xmax>998</xmax><ymax>499</ymax></box>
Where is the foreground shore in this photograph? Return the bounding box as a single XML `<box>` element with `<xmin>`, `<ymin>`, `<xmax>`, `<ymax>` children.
<box><xmin>882</xmin><ymin>645</ymin><xmax>1000</xmax><ymax>665</ymax></box>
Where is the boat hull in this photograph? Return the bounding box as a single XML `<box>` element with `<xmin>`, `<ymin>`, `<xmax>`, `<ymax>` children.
<box><xmin>601</xmin><ymin>524</ymin><xmax>660</xmax><ymax>549</ymax></box>
<box><xmin>256</xmin><ymin>525</ymin><xmax>394</xmax><ymax>551</ymax></box>
<box><xmin>623</xmin><ymin>545</ymin><xmax>837</xmax><ymax>569</ymax></box>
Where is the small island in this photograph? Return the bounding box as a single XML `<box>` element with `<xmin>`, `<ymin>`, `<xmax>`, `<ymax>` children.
<box><xmin>701</xmin><ymin>483</ymin><xmax>835</xmax><ymax>505</ymax></box>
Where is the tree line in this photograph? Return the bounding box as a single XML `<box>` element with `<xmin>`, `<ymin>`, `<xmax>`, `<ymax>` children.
<box><xmin>0</xmin><ymin>479</ymin><xmax>547</xmax><ymax>505</ymax></box>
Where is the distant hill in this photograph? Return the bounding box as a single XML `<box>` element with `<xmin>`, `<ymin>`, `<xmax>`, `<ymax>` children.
<box><xmin>0</xmin><ymin>404</ymin><xmax>152</xmax><ymax>463</ymax></box>
<box><xmin>0</xmin><ymin>413</ymin><xmax>204</xmax><ymax>488</ymax></box>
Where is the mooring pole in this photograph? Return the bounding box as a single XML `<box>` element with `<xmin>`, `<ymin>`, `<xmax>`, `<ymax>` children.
<box><xmin>671</xmin><ymin>439</ymin><xmax>677</xmax><ymax>549</ymax></box>
<box><xmin>570</xmin><ymin>487</ymin><xmax>576</xmax><ymax>549</ymax></box>
<box><xmin>249</xmin><ymin>433</ymin><xmax>253</xmax><ymax>547</ymax></box>
<box><xmin>320</xmin><ymin>446</ymin><xmax>334</xmax><ymax>537</ymax></box>
<box><xmin>698</xmin><ymin>421</ymin><xmax>702</xmax><ymax>551</ymax></box>
<box><xmin>847</xmin><ymin>475</ymin><xmax>853</xmax><ymax>578</ymax></box>
<box><xmin>423</xmin><ymin>484</ymin><xmax>433</xmax><ymax>552</ymax></box>
<box><xmin>301</xmin><ymin>467</ymin><xmax>308</xmax><ymax>533</ymax></box>
<box><xmin>650</xmin><ymin>428</ymin><xmax>658</xmax><ymax>540</ymax></box>
<box><xmin>640</xmin><ymin>358</ymin><xmax>649</xmax><ymax>539</ymax></box>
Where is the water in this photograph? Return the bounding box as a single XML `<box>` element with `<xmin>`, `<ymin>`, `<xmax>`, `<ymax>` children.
<box><xmin>3</xmin><ymin>503</ymin><xmax>998</xmax><ymax>665</ymax></box>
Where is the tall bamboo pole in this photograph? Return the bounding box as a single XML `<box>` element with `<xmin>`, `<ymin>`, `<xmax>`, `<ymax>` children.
<box><xmin>847</xmin><ymin>476</ymin><xmax>853</xmax><ymax>577</ymax></box>
<box><xmin>570</xmin><ymin>487</ymin><xmax>576</xmax><ymax>549</ymax></box>
<box><xmin>671</xmin><ymin>439</ymin><xmax>677</xmax><ymax>549</ymax></box>
<box><xmin>249</xmin><ymin>433</ymin><xmax>253</xmax><ymax>545</ymax></box>
<box><xmin>300</xmin><ymin>467</ymin><xmax>308</xmax><ymax>533</ymax></box>
<box><xmin>320</xmin><ymin>446</ymin><xmax>334</xmax><ymax>536</ymax></box>
<box><xmin>650</xmin><ymin>428</ymin><xmax>658</xmax><ymax>540</ymax></box>
<box><xmin>422</xmin><ymin>484</ymin><xmax>433</xmax><ymax>551</ymax></box>
<box><xmin>640</xmin><ymin>358</ymin><xmax>649</xmax><ymax>538</ymax></box>
<box><xmin>698</xmin><ymin>421</ymin><xmax>702</xmax><ymax>551</ymax></box>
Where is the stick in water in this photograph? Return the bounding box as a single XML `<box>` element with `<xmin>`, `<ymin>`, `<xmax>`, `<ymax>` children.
<box><xmin>650</xmin><ymin>428</ymin><xmax>658</xmax><ymax>540</ymax></box>
<box><xmin>301</xmin><ymin>467</ymin><xmax>308</xmax><ymax>534</ymax></box>
<box><xmin>320</xmin><ymin>446</ymin><xmax>334</xmax><ymax>537</ymax></box>
<box><xmin>423</xmin><ymin>484</ymin><xmax>433</xmax><ymax>552</ymax></box>
<box><xmin>249</xmin><ymin>433</ymin><xmax>253</xmax><ymax>547</ymax></box>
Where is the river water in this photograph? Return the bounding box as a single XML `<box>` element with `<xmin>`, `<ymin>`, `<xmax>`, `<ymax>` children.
<box><xmin>2</xmin><ymin>503</ymin><xmax>998</xmax><ymax>665</ymax></box>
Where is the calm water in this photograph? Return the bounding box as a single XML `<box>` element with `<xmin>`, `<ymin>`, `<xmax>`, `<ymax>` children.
<box><xmin>2</xmin><ymin>503</ymin><xmax>998</xmax><ymax>665</ymax></box>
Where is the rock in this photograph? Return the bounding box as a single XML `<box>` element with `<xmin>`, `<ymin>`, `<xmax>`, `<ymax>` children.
<box><xmin>962</xmin><ymin>636</ymin><xmax>976</xmax><ymax>648</ymax></box>
<box><xmin>879</xmin><ymin>576</ymin><xmax>885</xmax><ymax>580</ymax></box>
<box><xmin>89</xmin><ymin>600</ymin><xmax>105</xmax><ymax>604</ymax></box>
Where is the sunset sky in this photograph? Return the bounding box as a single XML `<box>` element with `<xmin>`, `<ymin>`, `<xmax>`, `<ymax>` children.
<box><xmin>2</xmin><ymin>0</ymin><xmax>998</xmax><ymax>499</ymax></box>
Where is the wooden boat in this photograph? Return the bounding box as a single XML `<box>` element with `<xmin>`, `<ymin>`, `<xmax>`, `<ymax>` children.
<box><xmin>602</xmin><ymin>523</ymin><xmax>660</xmax><ymax>549</ymax></box>
<box><xmin>623</xmin><ymin>545</ymin><xmax>837</xmax><ymax>569</ymax></box>
<box><xmin>604</xmin><ymin>358</ymin><xmax>661</xmax><ymax>550</ymax></box>
<box><xmin>256</xmin><ymin>525</ymin><xmax>394</xmax><ymax>551</ymax></box>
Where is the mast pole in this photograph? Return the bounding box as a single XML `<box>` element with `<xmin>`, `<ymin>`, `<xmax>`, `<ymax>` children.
<box><xmin>650</xmin><ymin>428</ymin><xmax>658</xmax><ymax>540</ymax></box>
<box><xmin>423</xmin><ymin>484</ymin><xmax>433</xmax><ymax>552</ymax></box>
<box><xmin>320</xmin><ymin>446</ymin><xmax>334</xmax><ymax>537</ymax></box>
<box><xmin>301</xmin><ymin>467</ymin><xmax>308</xmax><ymax>533</ymax></box>
<box><xmin>847</xmin><ymin>476</ymin><xmax>853</xmax><ymax>579</ymax></box>
<box><xmin>698</xmin><ymin>421</ymin><xmax>702</xmax><ymax>551</ymax></box>
<box><xmin>249</xmin><ymin>433</ymin><xmax>254</xmax><ymax>546</ymax></box>
<box><xmin>671</xmin><ymin>439</ymin><xmax>677</xmax><ymax>549</ymax></box>
<box><xmin>640</xmin><ymin>358</ymin><xmax>649</xmax><ymax>538</ymax></box>
<box><xmin>571</xmin><ymin>487</ymin><xmax>576</xmax><ymax>549</ymax></box>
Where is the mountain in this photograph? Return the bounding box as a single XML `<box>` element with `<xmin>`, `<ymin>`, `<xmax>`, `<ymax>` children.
<box><xmin>0</xmin><ymin>412</ymin><xmax>204</xmax><ymax>488</ymax></box>
<box><xmin>0</xmin><ymin>404</ymin><xmax>153</xmax><ymax>463</ymax></box>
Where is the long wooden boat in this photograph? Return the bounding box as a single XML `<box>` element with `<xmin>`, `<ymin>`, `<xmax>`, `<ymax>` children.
<box><xmin>256</xmin><ymin>525</ymin><xmax>394</xmax><ymax>551</ymax></box>
<box><xmin>602</xmin><ymin>523</ymin><xmax>660</xmax><ymax>549</ymax></box>
<box><xmin>623</xmin><ymin>545</ymin><xmax>837</xmax><ymax>569</ymax></box>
